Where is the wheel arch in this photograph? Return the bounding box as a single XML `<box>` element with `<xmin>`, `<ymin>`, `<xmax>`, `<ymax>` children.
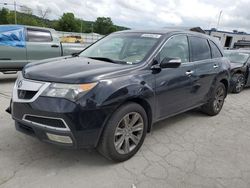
<box><xmin>96</xmin><ymin>97</ymin><xmax>154</xmax><ymax>148</ymax></box>
<box><xmin>220</xmin><ymin>78</ymin><xmax>229</xmax><ymax>96</ymax></box>
<box><xmin>127</xmin><ymin>98</ymin><xmax>153</xmax><ymax>133</ymax></box>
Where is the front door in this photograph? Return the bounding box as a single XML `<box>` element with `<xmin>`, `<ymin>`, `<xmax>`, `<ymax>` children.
<box><xmin>154</xmin><ymin>35</ymin><xmax>197</xmax><ymax>119</ymax></box>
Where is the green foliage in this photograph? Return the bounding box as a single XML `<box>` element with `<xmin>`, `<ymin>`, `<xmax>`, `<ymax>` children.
<box><xmin>56</xmin><ymin>13</ymin><xmax>80</xmax><ymax>32</ymax></box>
<box><xmin>93</xmin><ymin>17</ymin><xmax>117</xmax><ymax>35</ymax></box>
<box><xmin>0</xmin><ymin>8</ymin><xmax>9</xmax><ymax>24</ymax></box>
<box><xmin>0</xmin><ymin>8</ymin><xmax>129</xmax><ymax>34</ymax></box>
<box><xmin>7</xmin><ymin>12</ymin><xmax>40</xmax><ymax>26</ymax></box>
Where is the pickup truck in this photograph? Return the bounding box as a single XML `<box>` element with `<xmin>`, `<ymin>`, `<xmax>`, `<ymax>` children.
<box><xmin>0</xmin><ymin>25</ymin><xmax>87</xmax><ymax>73</ymax></box>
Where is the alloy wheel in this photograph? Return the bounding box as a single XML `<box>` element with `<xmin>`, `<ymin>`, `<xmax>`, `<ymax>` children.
<box><xmin>114</xmin><ymin>112</ymin><xmax>144</xmax><ymax>154</ymax></box>
<box><xmin>213</xmin><ymin>86</ymin><xmax>225</xmax><ymax>112</ymax></box>
<box><xmin>235</xmin><ymin>76</ymin><xmax>245</xmax><ymax>92</ymax></box>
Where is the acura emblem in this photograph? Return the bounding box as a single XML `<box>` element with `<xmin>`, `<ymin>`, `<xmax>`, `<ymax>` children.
<box><xmin>17</xmin><ymin>80</ymin><xmax>23</xmax><ymax>88</ymax></box>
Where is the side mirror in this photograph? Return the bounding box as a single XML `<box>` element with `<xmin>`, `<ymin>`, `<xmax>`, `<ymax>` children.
<box><xmin>160</xmin><ymin>57</ymin><xmax>181</xmax><ymax>68</ymax></box>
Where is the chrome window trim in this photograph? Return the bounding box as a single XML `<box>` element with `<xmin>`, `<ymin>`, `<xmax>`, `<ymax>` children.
<box><xmin>22</xmin><ymin>114</ymin><xmax>71</xmax><ymax>132</ymax></box>
<box><xmin>158</xmin><ymin>34</ymin><xmax>191</xmax><ymax>64</ymax></box>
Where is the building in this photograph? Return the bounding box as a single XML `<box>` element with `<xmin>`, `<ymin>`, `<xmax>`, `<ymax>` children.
<box><xmin>206</xmin><ymin>29</ymin><xmax>250</xmax><ymax>49</ymax></box>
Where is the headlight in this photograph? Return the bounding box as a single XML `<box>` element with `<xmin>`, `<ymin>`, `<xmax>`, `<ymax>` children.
<box><xmin>41</xmin><ymin>82</ymin><xmax>97</xmax><ymax>101</ymax></box>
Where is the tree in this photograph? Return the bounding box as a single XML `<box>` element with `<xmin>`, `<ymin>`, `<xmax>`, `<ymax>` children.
<box><xmin>0</xmin><ymin>8</ymin><xmax>9</xmax><ymax>24</ymax></box>
<box><xmin>37</xmin><ymin>6</ymin><xmax>51</xmax><ymax>19</ymax></box>
<box><xmin>56</xmin><ymin>13</ymin><xmax>80</xmax><ymax>32</ymax></box>
<box><xmin>93</xmin><ymin>17</ymin><xmax>117</xmax><ymax>35</ymax></box>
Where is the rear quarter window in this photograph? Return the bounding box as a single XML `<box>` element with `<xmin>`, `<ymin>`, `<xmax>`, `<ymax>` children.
<box><xmin>209</xmin><ymin>40</ymin><xmax>223</xmax><ymax>58</ymax></box>
<box><xmin>189</xmin><ymin>36</ymin><xmax>211</xmax><ymax>61</ymax></box>
<box><xmin>27</xmin><ymin>28</ymin><xmax>52</xmax><ymax>42</ymax></box>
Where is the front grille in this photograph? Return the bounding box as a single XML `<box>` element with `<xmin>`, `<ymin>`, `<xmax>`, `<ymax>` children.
<box><xmin>18</xmin><ymin>90</ymin><xmax>37</xmax><ymax>99</ymax></box>
<box><xmin>24</xmin><ymin>115</ymin><xmax>67</xmax><ymax>128</ymax></box>
<box><xmin>13</xmin><ymin>77</ymin><xmax>50</xmax><ymax>103</ymax></box>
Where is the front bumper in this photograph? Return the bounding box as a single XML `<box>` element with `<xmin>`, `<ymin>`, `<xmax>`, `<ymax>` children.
<box><xmin>11</xmin><ymin>97</ymin><xmax>113</xmax><ymax>149</ymax></box>
<box><xmin>10</xmin><ymin>76</ymin><xmax>115</xmax><ymax>149</ymax></box>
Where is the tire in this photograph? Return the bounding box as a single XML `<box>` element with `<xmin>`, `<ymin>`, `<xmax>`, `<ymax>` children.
<box><xmin>201</xmin><ymin>82</ymin><xmax>226</xmax><ymax>116</ymax></box>
<box><xmin>97</xmin><ymin>102</ymin><xmax>148</xmax><ymax>162</ymax></box>
<box><xmin>232</xmin><ymin>74</ymin><xmax>245</xmax><ymax>93</ymax></box>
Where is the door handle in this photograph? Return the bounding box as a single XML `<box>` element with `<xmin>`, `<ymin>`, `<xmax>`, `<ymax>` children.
<box><xmin>185</xmin><ymin>70</ymin><xmax>194</xmax><ymax>76</ymax></box>
<box><xmin>51</xmin><ymin>44</ymin><xmax>59</xmax><ymax>48</ymax></box>
<box><xmin>213</xmin><ymin>64</ymin><xmax>219</xmax><ymax>69</ymax></box>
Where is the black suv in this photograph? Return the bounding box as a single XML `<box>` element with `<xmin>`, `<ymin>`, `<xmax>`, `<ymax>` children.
<box><xmin>8</xmin><ymin>29</ymin><xmax>230</xmax><ymax>162</ymax></box>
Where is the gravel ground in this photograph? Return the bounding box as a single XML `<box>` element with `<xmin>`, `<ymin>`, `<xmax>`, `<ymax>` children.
<box><xmin>0</xmin><ymin>73</ymin><xmax>250</xmax><ymax>188</ymax></box>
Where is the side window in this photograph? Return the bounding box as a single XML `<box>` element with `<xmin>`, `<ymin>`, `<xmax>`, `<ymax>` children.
<box><xmin>160</xmin><ymin>35</ymin><xmax>189</xmax><ymax>63</ymax></box>
<box><xmin>209</xmin><ymin>40</ymin><xmax>223</xmax><ymax>58</ymax></box>
<box><xmin>189</xmin><ymin>36</ymin><xmax>211</xmax><ymax>61</ymax></box>
<box><xmin>27</xmin><ymin>29</ymin><xmax>52</xmax><ymax>42</ymax></box>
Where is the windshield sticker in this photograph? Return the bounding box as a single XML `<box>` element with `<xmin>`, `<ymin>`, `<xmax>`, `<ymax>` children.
<box><xmin>141</xmin><ymin>34</ymin><xmax>161</xmax><ymax>39</ymax></box>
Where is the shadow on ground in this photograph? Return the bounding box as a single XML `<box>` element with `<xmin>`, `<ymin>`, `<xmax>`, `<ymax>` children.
<box><xmin>3</xmin><ymin>109</ymin><xmax>208</xmax><ymax>171</ymax></box>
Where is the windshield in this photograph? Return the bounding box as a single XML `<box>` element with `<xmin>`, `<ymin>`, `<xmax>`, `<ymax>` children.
<box><xmin>79</xmin><ymin>33</ymin><xmax>162</xmax><ymax>64</ymax></box>
<box><xmin>224</xmin><ymin>51</ymin><xmax>250</xmax><ymax>64</ymax></box>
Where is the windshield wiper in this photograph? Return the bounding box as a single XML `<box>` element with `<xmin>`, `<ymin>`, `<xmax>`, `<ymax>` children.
<box><xmin>72</xmin><ymin>52</ymin><xmax>80</xmax><ymax>57</ymax></box>
<box><xmin>87</xmin><ymin>57</ymin><xmax>128</xmax><ymax>64</ymax></box>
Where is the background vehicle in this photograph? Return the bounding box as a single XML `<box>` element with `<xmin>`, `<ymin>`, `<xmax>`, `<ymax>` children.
<box><xmin>9</xmin><ymin>29</ymin><xmax>230</xmax><ymax>162</ymax></box>
<box><xmin>224</xmin><ymin>50</ymin><xmax>250</xmax><ymax>93</ymax></box>
<box><xmin>0</xmin><ymin>25</ymin><xmax>87</xmax><ymax>73</ymax></box>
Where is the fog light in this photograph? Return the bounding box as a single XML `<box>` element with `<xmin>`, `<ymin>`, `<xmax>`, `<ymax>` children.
<box><xmin>46</xmin><ymin>133</ymin><xmax>73</xmax><ymax>144</ymax></box>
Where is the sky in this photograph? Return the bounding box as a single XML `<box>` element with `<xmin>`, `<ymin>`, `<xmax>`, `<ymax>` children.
<box><xmin>2</xmin><ymin>0</ymin><xmax>250</xmax><ymax>32</ymax></box>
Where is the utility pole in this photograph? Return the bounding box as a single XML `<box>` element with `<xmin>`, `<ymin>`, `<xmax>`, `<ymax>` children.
<box><xmin>91</xmin><ymin>23</ymin><xmax>93</xmax><ymax>41</ymax></box>
<box><xmin>216</xmin><ymin>10</ymin><xmax>222</xmax><ymax>30</ymax></box>
<box><xmin>14</xmin><ymin>0</ymin><xmax>17</xmax><ymax>24</ymax></box>
<box><xmin>81</xmin><ymin>20</ymin><xmax>83</xmax><ymax>33</ymax></box>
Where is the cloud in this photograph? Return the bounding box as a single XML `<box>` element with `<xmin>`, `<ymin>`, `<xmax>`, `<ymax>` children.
<box><xmin>3</xmin><ymin>0</ymin><xmax>250</xmax><ymax>32</ymax></box>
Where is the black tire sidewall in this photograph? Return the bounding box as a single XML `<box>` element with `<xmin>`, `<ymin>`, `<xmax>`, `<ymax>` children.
<box><xmin>201</xmin><ymin>82</ymin><xmax>226</xmax><ymax>116</ymax></box>
<box><xmin>211</xmin><ymin>83</ymin><xmax>226</xmax><ymax>114</ymax></box>
<box><xmin>232</xmin><ymin>74</ymin><xmax>245</xmax><ymax>93</ymax></box>
<box><xmin>99</xmin><ymin>102</ymin><xmax>148</xmax><ymax>162</ymax></box>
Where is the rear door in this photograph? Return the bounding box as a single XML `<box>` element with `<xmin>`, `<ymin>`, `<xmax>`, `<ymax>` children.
<box><xmin>189</xmin><ymin>36</ymin><xmax>222</xmax><ymax>104</ymax></box>
<box><xmin>26</xmin><ymin>28</ymin><xmax>61</xmax><ymax>62</ymax></box>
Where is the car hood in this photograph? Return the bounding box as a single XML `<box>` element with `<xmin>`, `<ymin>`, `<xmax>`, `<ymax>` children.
<box><xmin>23</xmin><ymin>56</ymin><xmax>136</xmax><ymax>83</ymax></box>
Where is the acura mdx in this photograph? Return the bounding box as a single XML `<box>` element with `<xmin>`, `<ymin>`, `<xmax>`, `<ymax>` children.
<box><xmin>8</xmin><ymin>29</ymin><xmax>231</xmax><ymax>162</ymax></box>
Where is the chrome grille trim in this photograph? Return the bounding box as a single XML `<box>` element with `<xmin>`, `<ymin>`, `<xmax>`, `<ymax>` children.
<box><xmin>12</xmin><ymin>73</ymin><xmax>50</xmax><ymax>103</ymax></box>
<box><xmin>22</xmin><ymin>114</ymin><xmax>70</xmax><ymax>132</ymax></box>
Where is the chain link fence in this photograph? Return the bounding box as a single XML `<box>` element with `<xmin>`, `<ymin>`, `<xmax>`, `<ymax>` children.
<box><xmin>57</xmin><ymin>31</ymin><xmax>104</xmax><ymax>45</ymax></box>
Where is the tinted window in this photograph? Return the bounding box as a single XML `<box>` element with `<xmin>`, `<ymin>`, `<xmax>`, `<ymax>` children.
<box><xmin>189</xmin><ymin>37</ymin><xmax>211</xmax><ymax>61</ymax></box>
<box><xmin>160</xmin><ymin>35</ymin><xmax>189</xmax><ymax>63</ymax></box>
<box><xmin>209</xmin><ymin>41</ymin><xmax>223</xmax><ymax>58</ymax></box>
<box><xmin>27</xmin><ymin>29</ymin><xmax>52</xmax><ymax>42</ymax></box>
